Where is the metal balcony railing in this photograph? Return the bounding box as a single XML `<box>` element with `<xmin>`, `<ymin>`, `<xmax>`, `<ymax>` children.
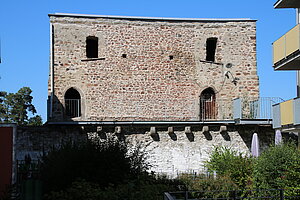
<box><xmin>273</xmin><ymin>97</ymin><xmax>300</xmax><ymax>128</ymax></box>
<box><xmin>199</xmin><ymin>99</ymin><xmax>232</xmax><ymax>121</ymax></box>
<box><xmin>65</xmin><ymin>99</ymin><xmax>81</xmax><ymax>118</ymax></box>
<box><xmin>233</xmin><ymin>97</ymin><xmax>284</xmax><ymax>120</ymax></box>
<box><xmin>273</xmin><ymin>24</ymin><xmax>300</xmax><ymax>69</ymax></box>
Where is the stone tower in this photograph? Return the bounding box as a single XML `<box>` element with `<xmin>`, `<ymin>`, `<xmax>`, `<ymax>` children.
<box><xmin>48</xmin><ymin>13</ymin><xmax>259</xmax><ymax>122</ymax></box>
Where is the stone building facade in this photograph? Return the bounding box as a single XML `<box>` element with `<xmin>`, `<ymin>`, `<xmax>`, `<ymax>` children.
<box><xmin>48</xmin><ymin>13</ymin><xmax>259</xmax><ymax>122</ymax></box>
<box><xmin>38</xmin><ymin>13</ymin><xmax>266</xmax><ymax>177</ymax></box>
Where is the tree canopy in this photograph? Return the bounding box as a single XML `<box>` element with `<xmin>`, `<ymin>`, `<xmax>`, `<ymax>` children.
<box><xmin>0</xmin><ymin>87</ymin><xmax>42</xmax><ymax>126</ymax></box>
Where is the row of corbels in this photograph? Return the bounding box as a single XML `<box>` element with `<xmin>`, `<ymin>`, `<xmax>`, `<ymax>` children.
<box><xmin>149</xmin><ymin>126</ymin><xmax>227</xmax><ymax>137</ymax></box>
<box><xmin>83</xmin><ymin>125</ymin><xmax>227</xmax><ymax>137</ymax></box>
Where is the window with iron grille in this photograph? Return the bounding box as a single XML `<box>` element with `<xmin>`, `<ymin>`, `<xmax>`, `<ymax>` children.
<box><xmin>64</xmin><ymin>88</ymin><xmax>81</xmax><ymax>118</ymax></box>
<box><xmin>200</xmin><ymin>87</ymin><xmax>216</xmax><ymax>120</ymax></box>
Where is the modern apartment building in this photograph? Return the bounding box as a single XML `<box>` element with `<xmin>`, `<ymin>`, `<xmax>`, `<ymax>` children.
<box><xmin>272</xmin><ymin>0</ymin><xmax>300</xmax><ymax>137</ymax></box>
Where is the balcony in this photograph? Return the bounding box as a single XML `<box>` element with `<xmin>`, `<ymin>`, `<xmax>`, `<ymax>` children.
<box><xmin>200</xmin><ymin>97</ymin><xmax>282</xmax><ymax>122</ymax></box>
<box><xmin>233</xmin><ymin>97</ymin><xmax>283</xmax><ymax>121</ymax></box>
<box><xmin>273</xmin><ymin>97</ymin><xmax>300</xmax><ymax>130</ymax></box>
<box><xmin>274</xmin><ymin>0</ymin><xmax>300</xmax><ymax>8</ymax></box>
<box><xmin>272</xmin><ymin>24</ymin><xmax>300</xmax><ymax>70</ymax></box>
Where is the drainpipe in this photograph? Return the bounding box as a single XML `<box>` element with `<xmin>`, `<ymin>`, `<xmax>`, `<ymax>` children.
<box><xmin>49</xmin><ymin>24</ymin><xmax>54</xmax><ymax>119</ymax></box>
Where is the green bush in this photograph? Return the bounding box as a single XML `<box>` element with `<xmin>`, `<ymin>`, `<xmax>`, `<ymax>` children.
<box><xmin>178</xmin><ymin>173</ymin><xmax>238</xmax><ymax>199</ymax></box>
<box><xmin>45</xmin><ymin>175</ymin><xmax>181</xmax><ymax>200</ymax></box>
<box><xmin>253</xmin><ymin>142</ymin><xmax>300</xmax><ymax>191</ymax></box>
<box><xmin>204</xmin><ymin>146</ymin><xmax>254</xmax><ymax>189</ymax></box>
<box><xmin>41</xmin><ymin>137</ymin><xmax>182</xmax><ymax>200</ymax></box>
<box><xmin>41</xmin><ymin>137</ymin><xmax>148</xmax><ymax>194</ymax></box>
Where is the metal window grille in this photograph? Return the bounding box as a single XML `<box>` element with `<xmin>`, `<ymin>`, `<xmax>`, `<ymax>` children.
<box><xmin>65</xmin><ymin>99</ymin><xmax>81</xmax><ymax>118</ymax></box>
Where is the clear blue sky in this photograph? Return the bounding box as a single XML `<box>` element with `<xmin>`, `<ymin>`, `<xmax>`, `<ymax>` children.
<box><xmin>0</xmin><ymin>0</ymin><xmax>297</xmax><ymax>121</ymax></box>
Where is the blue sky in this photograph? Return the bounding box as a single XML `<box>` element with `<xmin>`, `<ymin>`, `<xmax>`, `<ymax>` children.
<box><xmin>0</xmin><ymin>0</ymin><xmax>297</xmax><ymax>121</ymax></box>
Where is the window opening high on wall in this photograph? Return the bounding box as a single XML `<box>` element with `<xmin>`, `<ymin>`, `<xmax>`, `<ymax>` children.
<box><xmin>206</xmin><ymin>38</ymin><xmax>217</xmax><ymax>62</ymax></box>
<box><xmin>86</xmin><ymin>36</ymin><xmax>98</xmax><ymax>58</ymax></box>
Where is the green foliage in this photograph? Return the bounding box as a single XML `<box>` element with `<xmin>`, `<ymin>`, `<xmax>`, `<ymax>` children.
<box><xmin>205</xmin><ymin>146</ymin><xmax>254</xmax><ymax>189</ymax></box>
<box><xmin>45</xmin><ymin>176</ymin><xmax>180</xmax><ymax>200</ymax></box>
<box><xmin>42</xmin><ymin>138</ymin><xmax>181</xmax><ymax>200</ymax></box>
<box><xmin>0</xmin><ymin>87</ymin><xmax>42</xmax><ymax>125</ymax></box>
<box><xmin>253</xmin><ymin>142</ymin><xmax>300</xmax><ymax>191</ymax></box>
<box><xmin>179</xmin><ymin>173</ymin><xmax>236</xmax><ymax>191</ymax></box>
<box><xmin>25</xmin><ymin>115</ymin><xmax>43</xmax><ymax>126</ymax></box>
<box><xmin>41</xmin><ymin>138</ymin><xmax>150</xmax><ymax>193</ymax></box>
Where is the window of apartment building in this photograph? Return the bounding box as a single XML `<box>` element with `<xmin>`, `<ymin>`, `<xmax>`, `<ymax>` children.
<box><xmin>86</xmin><ymin>36</ymin><xmax>98</xmax><ymax>58</ymax></box>
<box><xmin>65</xmin><ymin>88</ymin><xmax>81</xmax><ymax>118</ymax></box>
<box><xmin>206</xmin><ymin>38</ymin><xmax>217</xmax><ymax>62</ymax></box>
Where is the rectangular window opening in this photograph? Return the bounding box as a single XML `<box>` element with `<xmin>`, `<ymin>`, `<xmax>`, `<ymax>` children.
<box><xmin>206</xmin><ymin>38</ymin><xmax>217</xmax><ymax>62</ymax></box>
<box><xmin>86</xmin><ymin>36</ymin><xmax>98</xmax><ymax>58</ymax></box>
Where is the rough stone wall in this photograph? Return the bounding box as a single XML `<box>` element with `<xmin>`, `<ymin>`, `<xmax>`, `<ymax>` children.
<box><xmin>48</xmin><ymin>15</ymin><xmax>259</xmax><ymax>121</ymax></box>
<box><xmin>16</xmin><ymin>124</ymin><xmax>276</xmax><ymax>177</ymax></box>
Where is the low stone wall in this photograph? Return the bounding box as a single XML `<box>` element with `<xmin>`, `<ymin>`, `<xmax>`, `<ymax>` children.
<box><xmin>16</xmin><ymin>124</ymin><xmax>278</xmax><ymax>177</ymax></box>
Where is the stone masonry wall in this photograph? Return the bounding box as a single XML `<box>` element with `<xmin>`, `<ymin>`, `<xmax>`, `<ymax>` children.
<box><xmin>16</xmin><ymin>124</ymin><xmax>277</xmax><ymax>177</ymax></box>
<box><xmin>48</xmin><ymin>15</ymin><xmax>259</xmax><ymax>121</ymax></box>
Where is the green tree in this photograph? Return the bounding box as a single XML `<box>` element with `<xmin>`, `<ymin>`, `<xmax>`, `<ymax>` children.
<box><xmin>0</xmin><ymin>87</ymin><xmax>42</xmax><ymax>125</ymax></box>
<box><xmin>205</xmin><ymin>146</ymin><xmax>254</xmax><ymax>190</ymax></box>
<box><xmin>42</xmin><ymin>138</ymin><xmax>180</xmax><ymax>200</ymax></box>
<box><xmin>253</xmin><ymin>142</ymin><xmax>300</xmax><ymax>190</ymax></box>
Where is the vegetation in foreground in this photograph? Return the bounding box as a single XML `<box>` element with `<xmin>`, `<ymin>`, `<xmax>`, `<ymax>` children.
<box><xmin>41</xmin><ymin>138</ymin><xmax>181</xmax><ymax>200</ymax></box>
<box><xmin>11</xmin><ymin>137</ymin><xmax>300</xmax><ymax>200</ymax></box>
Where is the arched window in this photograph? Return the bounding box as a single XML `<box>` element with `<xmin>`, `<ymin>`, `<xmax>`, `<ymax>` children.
<box><xmin>65</xmin><ymin>88</ymin><xmax>81</xmax><ymax>118</ymax></box>
<box><xmin>200</xmin><ymin>88</ymin><xmax>216</xmax><ymax>120</ymax></box>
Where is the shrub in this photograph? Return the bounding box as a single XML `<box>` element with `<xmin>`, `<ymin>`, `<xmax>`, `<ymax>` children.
<box><xmin>204</xmin><ymin>146</ymin><xmax>254</xmax><ymax>189</ymax></box>
<box><xmin>45</xmin><ymin>175</ymin><xmax>181</xmax><ymax>200</ymax></box>
<box><xmin>253</xmin><ymin>142</ymin><xmax>300</xmax><ymax>191</ymax></box>
<box><xmin>41</xmin><ymin>137</ymin><xmax>148</xmax><ymax>194</ymax></box>
<box><xmin>179</xmin><ymin>173</ymin><xmax>237</xmax><ymax>191</ymax></box>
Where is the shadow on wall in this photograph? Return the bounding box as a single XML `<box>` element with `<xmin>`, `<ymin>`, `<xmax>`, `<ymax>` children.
<box><xmin>48</xmin><ymin>92</ymin><xmax>82</xmax><ymax>122</ymax></box>
<box><xmin>235</xmin><ymin>125</ymin><xmax>296</xmax><ymax>153</ymax></box>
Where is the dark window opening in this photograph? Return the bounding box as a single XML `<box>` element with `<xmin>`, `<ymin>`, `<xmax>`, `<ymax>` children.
<box><xmin>86</xmin><ymin>36</ymin><xmax>98</xmax><ymax>58</ymax></box>
<box><xmin>122</xmin><ymin>54</ymin><xmax>127</xmax><ymax>58</ymax></box>
<box><xmin>206</xmin><ymin>38</ymin><xmax>217</xmax><ymax>62</ymax></box>
<box><xmin>200</xmin><ymin>87</ymin><xmax>216</xmax><ymax>120</ymax></box>
<box><xmin>169</xmin><ymin>55</ymin><xmax>174</xmax><ymax>60</ymax></box>
<box><xmin>65</xmin><ymin>88</ymin><xmax>81</xmax><ymax>118</ymax></box>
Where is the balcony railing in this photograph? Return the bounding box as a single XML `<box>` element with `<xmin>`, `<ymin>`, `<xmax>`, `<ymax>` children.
<box><xmin>65</xmin><ymin>99</ymin><xmax>81</xmax><ymax>118</ymax></box>
<box><xmin>273</xmin><ymin>97</ymin><xmax>300</xmax><ymax>128</ymax></box>
<box><xmin>233</xmin><ymin>97</ymin><xmax>284</xmax><ymax>120</ymax></box>
<box><xmin>273</xmin><ymin>24</ymin><xmax>300</xmax><ymax>70</ymax></box>
<box><xmin>199</xmin><ymin>99</ymin><xmax>232</xmax><ymax>121</ymax></box>
<box><xmin>199</xmin><ymin>97</ymin><xmax>282</xmax><ymax>121</ymax></box>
